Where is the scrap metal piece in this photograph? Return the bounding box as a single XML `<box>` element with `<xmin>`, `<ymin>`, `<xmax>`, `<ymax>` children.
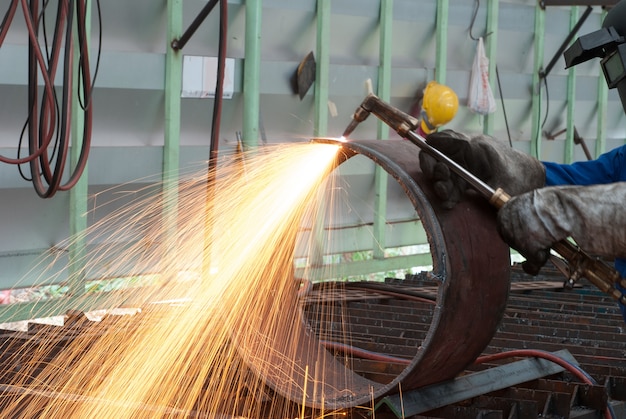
<box><xmin>291</xmin><ymin>51</ymin><xmax>316</xmax><ymax>100</ymax></box>
<box><xmin>375</xmin><ymin>349</ymin><xmax>578</xmax><ymax>418</ymax></box>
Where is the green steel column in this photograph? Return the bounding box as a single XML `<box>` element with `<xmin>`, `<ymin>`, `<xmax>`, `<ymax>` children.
<box><xmin>163</xmin><ymin>0</ymin><xmax>183</xmax><ymax>253</ymax></box>
<box><xmin>435</xmin><ymin>0</ymin><xmax>449</xmax><ymax>84</ymax></box>
<box><xmin>564</xmin><ymin>7</ymin><xmax>578</xmax><ymax>164</ymax></box>
<box><xmin>243</xmin><ymin>0</ymin><xmax>262</xmax><ymax>149</ymax></box>
<box><xmin>483</xmin><ymin>0</ymin><xmax>499</xmax><ymax>136</ymax></box>
<box><xmin>596</xmin><ymin>9</ymin><xmax>609</xmax><ymax>156</ymax></box>
<box><xmin>373</xmin><ymin>0</ymin><xmax>393</xmax><ymax>260</ymax></box>
<box><xmin>314</xmin><ymin>0</ymin><xmax>331</xmax><ymax>137</ymax></box>
<box><xmin>68</xmin><ymin>0</ymin><xmax>91</xmax><ymax>296</ymax></box>
<box><xmin>530</xmin><ymin>5</ymin><xmax>545</xmax><ymax>159</ymax></box>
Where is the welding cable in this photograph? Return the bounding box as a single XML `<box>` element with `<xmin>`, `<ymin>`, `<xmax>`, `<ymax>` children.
<box><xmin>29</xmin><ymin>0</ymin><xmax>72</xmax><ymax>195</ymax></box>
<box><xmin>475</xmin><ymin>349</ymin><xmax>615</xmax><ymax>419</ymax></box>
<box><xmin>320</xmin><ymin>340</ymin><xmax>411</xmax><ymax>365</ymax></box>
<box><xmin>0</xmin><ymin>0</ymin><xmax>18</xmax><ymax>47</ymax></box>
<box><xmin>208</xmin><ymin>0</ymin><xmax>228</xmax><ymax>176</ymax></box>
<box><xmin>55</xmin><ymin>0</ymin><xmax>94</xmax><ymax>193</ymax></box>
<box><xmin>344</xmin><ymin>282</ymin><xmax>437</xmax><ymax>304</ymax></box>
<box><xmin>0</xmin><ymin>0</ymin><xmax>97</xmax><ymax>198</ymax></box>
<box><xmin>0</xmin><ymin>0</ymin><xmax>59</xmax><ymax>166</ymax></box>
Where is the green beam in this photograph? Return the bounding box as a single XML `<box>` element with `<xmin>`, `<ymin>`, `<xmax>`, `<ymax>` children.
<box><xmin>372</xmin><ymin>0</ymin><xmax>393</xmax><ymax>260</ymax></box>
<box><xmin>564</xmin><ymin>7</ymin><xmax>578</xmax><ymax>164</ymax></box>
<box><xmin>483</xmin><ymin>0</ymin><xmax>499</xmax><ymax>136</ymax></box>
<box><xmin>68</xmin><ymin>0</ymin><xmax>91</xmax><ymax>297</ymax></box>
<box><xmin>530</xmin><ymin>5</ymin><xmax>545</xmax><ymax>159</ymax></box>
<box><xmin>314</xmin><ymin>0</ymin><xmax>331</xmax><ymax>137</ymax></box>
<box><xmin>294</xmin><ymin>253</ymin><xmax>433</xmax><ymax>282</ymax></box>
<box><xmin>163</xmin><ymin>0</ymin><xmax>183</xmax><ymax>251</ymax></box>
<box><xmin>435</xmin><ymin>0</ymin><xmax>449</xmax><ymax>84</ymax></box>
<box><xmin>243</xmin><ymin>0</ymin><xmax>262</xmax><ymax>149</ymax></box>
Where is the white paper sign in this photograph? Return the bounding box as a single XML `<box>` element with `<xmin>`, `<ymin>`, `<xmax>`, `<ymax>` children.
<box><xmin>182</xmin><ymin>56</ymin><xmax>234</xmax><ymax>99</ymax></box>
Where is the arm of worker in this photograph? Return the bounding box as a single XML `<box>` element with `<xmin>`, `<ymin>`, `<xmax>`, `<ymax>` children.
<box><xmin>497</xmin><ymin>183</ymin><xmax>626</xmax><ymax>274</ymax></box>
<box><xmin>418</xmin><ymin>129</ymin><xmax>545</xmax><ymax>209</ymax></box>
<box><xmin>543</xmin><ymin>145</ymin><xmax>626</xmax><ymax>186</ymax></box>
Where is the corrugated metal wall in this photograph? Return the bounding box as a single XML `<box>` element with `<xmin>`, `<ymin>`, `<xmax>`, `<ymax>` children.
<box><xmin>0</xmin><ymin>0</ymin><xmax>623</xmax><ymax>291</ymax></box>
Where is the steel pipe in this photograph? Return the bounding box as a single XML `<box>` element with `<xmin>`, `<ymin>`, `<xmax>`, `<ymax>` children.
<box><xmin>242</xmin><ymin>138</ymin><xmax>512</xmax><ymax>410</ymax></box>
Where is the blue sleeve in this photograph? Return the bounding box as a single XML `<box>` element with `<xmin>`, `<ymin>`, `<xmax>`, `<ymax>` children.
<box><xmin>544</xmin><ymin>145</ymin><xmax>626</xmax><ymax>186</ymax></box>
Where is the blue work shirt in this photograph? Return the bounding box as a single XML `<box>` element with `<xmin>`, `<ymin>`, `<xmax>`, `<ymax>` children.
<box><xmin>544</xmin><ymin>144</ymin><xmax>626</xmax><ymax>321</ymax></box>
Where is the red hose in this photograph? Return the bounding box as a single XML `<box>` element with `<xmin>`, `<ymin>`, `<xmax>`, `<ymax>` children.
<box><xmin>0</xmin><ymin>0</ymin><xmax>94</xmax><ymax>198</ymax></box>
<box><xmin>475</xmin><ymin>349</ymin><xmax>613</xmax><ymax>419</ymax></box>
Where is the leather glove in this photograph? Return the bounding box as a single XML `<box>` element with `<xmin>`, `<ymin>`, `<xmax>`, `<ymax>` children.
<box><xmin>419</xmin><ymin>130</ymin><xmax>545</xmax><ymax>209</ymax></box>
<box><xmin>497</xmin><ymin>183</ymin><xmax>626</xmax><ymax>275</ymax></box>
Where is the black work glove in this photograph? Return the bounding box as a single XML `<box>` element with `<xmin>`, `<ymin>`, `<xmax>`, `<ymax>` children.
<box><xmin>497</xmin><ymin>183</ymin><xmax>626</xmax><ymax>275</ymax></box>
<box><xmin>419</xmin><ymin>130</ymin><xmax>545</xmax><ymax>209</ymax></box>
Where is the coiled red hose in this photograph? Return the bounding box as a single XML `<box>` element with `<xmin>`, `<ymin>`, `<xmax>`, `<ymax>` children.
<box><xmin>0</xmin><ymin>0</ymin><xmax>99</xmax><ymax>197</ymax></box>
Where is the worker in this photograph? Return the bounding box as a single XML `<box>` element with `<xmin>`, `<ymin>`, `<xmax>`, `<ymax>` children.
<box><xmin>419</xmin><ymin>0</ymin><xmax>626</xmax><ymax>322</ymax></box>
<box><xmin>413</xmin><ymin>81</ymin><xmax>459</xmax><ymax>137</ymax></box>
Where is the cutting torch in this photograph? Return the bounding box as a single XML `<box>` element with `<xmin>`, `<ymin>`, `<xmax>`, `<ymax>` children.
<box><xmin>341</xmin><ymin>93</ymin><xmax>626</xmax><ymax>304</ymax></box>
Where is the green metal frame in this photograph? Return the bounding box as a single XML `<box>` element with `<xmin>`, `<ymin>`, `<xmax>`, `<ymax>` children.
<box><xmin>243</xmin><ymin>0</ymin><xmax>262</xmax><ymax>149</ymax></box>
<box><xmin>163</xmin><ymin>0</ymin><xmax>183</xmax><ymax>257</ymax></box>
<box><xmin>68</xmin><ymin>0</ymin><xmax>91</xmax><ymax>297</ymax></box>
<box><xmin>564</xmin><ymin>7</ymin><xmax>578</xmax><ymax>164</ymax></box>
<box><xmin>314</xmin><ymin>0</ymin><xmax>330</xmax><ymax>138</ymax></box>
<box><xmin>372</xmin><ymin>0</ymin><xmax>393</xmax><ymax>260</ymax></box>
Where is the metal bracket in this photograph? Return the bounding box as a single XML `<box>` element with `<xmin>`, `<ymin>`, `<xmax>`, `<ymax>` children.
<box><xmin>375</xmin><ymin>350</ymin><xmax>577</xmax><ymax>418</ymax></box>
<box><xmin>540</xmin><ymin>0</ymin><xmax>620</xmax><ymax>7</ymax></box>
<box><xmin>539</xmin><ymin>6</ymin><xmax>593</xmax><ymax>79</ymax></box>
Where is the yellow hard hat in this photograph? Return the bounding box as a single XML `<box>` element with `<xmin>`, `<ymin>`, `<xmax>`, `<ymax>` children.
<box><xmin>420</xmin><ymin>81</ymin><xmax>459</xmax><ymax>134</ymax></box>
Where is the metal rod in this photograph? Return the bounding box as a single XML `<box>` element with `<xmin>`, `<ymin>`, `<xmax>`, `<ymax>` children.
<box><xmin>540</xmin><ymin>6</ymin><xmax>592</xmax><ymax>79</ymax></box>
<box><xmin>171</xmin><ymin>0</ymin><xmax>219</xmax><ymax>50</ymax></box>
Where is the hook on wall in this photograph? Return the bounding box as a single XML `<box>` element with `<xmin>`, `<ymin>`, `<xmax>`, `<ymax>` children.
<box><xmin>469</xmin><ymin>0</ymin><xmax>493</xmax><ymax>41</ymax></box>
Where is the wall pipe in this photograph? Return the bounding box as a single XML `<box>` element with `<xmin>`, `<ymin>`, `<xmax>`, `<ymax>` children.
<box><xmin>530</xmin><ymin>6</ymin><xmax>546</xmax><ymax>159</ymax></box>
<box><xmin>435</xmin><ymin>0</ymin><xmax>449</xmax><ymax>85</ymax></box>
<box><xmin>243</xmin><ymin>0</ymin><xmax>261</xmax><ymax>149</ymax></box>
<box><xmin>596</xmin><ymin>9</ymin><xmax>609</xmax><ymax>157</ymax></box>
<box><xmin>372</xmin><ymin>0</ymin><xmax>393</xmax><ymax>260</ymax></box>
<box><xmin>209</xmin><ymin>0</ymin><xmax>227</xmax><ymax>168</ymax></box>
<box><xmin>565</xmin><ymin>7</ymin><xmax>579</xmax><ymax>164</ymax></box>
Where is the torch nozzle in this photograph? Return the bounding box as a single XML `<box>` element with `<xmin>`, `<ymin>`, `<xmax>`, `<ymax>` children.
<box><xmin>341</xmin><ymin>118</ymin><xmax>361</xmax><ymax>139</ymax></box>
<box><xmin>341</xmin><ymin>103</ymin><xmax>373</xmax><ymax>138</ymax></box>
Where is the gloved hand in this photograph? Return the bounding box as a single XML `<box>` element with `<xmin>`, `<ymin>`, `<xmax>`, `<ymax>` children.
<box><xmin>497</xmin><ymin>183</ymin><xmax>626</xmax><ymax>275</ymax></box>
<box><xmin>418</xmin><ymin>130</ymin><xmax>545</xmax><ymax>209</ymax></box>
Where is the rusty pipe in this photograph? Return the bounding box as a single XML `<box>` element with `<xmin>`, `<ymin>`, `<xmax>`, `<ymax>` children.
<box><xmin>244</xmin><ymin>138</ymin><xmax>511</xmax><ymax>410</ymax></box>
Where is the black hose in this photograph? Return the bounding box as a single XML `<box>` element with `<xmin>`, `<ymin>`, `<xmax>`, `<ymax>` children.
<box><xmin>1</xmin><ymin>0</ymin><xmax>96</xmax><ymax>198</ymax></box>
